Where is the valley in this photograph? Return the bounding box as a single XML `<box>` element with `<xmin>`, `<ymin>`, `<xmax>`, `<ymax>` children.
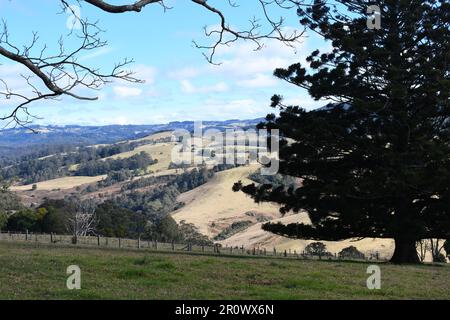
<box><xmin>0</xmin><ymin>120</ymin><xmax>403</xmax><ymax>260</ymax></box>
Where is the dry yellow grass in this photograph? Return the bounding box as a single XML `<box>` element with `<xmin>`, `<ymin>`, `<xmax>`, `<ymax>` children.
<box><xmin>11</xmin><ymin>175</ymin><xmax>106</xmax><ymax>191</ymax></box>
<box><xmin>172</xmin><ymin>165</ymin><xmax>282</xmax><ymax>237</ymax></box>
<box><xmin>171</xmin><ymin>165</ymin><xmax>399</xmax><ymax>260</ymax></box>
<box><xmin>128</xmin><ymin>131</ymin><xmax>174</xmax><ymax>143</ymax></box>
<box><xmin>106</xmin><ymin>142</ymin><xmax>176</xmax><ymax>172</ymax></box>
<box><xmin>218</xmin><ymin>213</ymin><xmax>397</xmax><ymax>260</ymax></box>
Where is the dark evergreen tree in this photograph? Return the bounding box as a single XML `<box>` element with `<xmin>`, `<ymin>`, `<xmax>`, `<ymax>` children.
<box><xmin>95</xmin><ymin>201</ymin><xmax>147</xmax><ymax>238</ymax></box>
<box><xmin>444</xmin><ymin>240</ymin><xmax>450</xmax><ymax>258</ymax></box>
<box><xmin>235</xmin><ymin>0</ymin><xmax>450</xmax><ymax>263</ymax></box>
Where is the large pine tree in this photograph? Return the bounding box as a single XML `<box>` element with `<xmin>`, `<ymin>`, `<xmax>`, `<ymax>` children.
<box><xmin>235</xmin><ymin>0</ymin><xmax>450</xmax><ymax>263</ymax></box>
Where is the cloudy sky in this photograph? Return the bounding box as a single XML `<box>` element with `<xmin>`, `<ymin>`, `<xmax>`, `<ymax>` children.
<box><xmin>0</xmin><ymin>0</ymin><xmax>331</xmax><ymax>126</ymax></box>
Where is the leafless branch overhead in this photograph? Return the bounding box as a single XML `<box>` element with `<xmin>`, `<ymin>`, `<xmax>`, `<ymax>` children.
<box><xmin>0</xmin><ymin>0</ymin><xmax>305</xmax><ymax>128</ymax></box>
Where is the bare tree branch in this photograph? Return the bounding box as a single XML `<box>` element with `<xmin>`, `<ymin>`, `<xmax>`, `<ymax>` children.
<box><xmin>77</xmin><ymin>0</ymin><xmax>305</xmax><ymax>63</ymax></box>
<box><xmin>1</xmin><ymin>0</ymin><xmax>305</xmax><ymax>127</ymax></box>
<box><xmin>83</xmin><ymin>0</ymin><xmax>164</xmax><ymax>13</ymax></box>
<box><xmin>0</xmin><ymin>16</ymin><xmax>141</xmax><ymax>129</ymax></box>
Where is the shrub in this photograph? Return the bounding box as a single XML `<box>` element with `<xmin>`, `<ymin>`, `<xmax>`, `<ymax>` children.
<box><xmin>6</xmin><ymin>209</ymin><xmax>40</xmax><ymax>232</ymax></box>
<box><xmin>304</xmin><ymin>242</ymin><xmax>332</xmax><ymax>257</ymax></box>
<box><xmin>213</xmin><ymin>221</ymin><xmax>253</xmax><ymax>241</ymax></box>
<box><xmin>338</xmin><ymin>246</ymin><xmax>365</xmax><ymax>260</ymax></box>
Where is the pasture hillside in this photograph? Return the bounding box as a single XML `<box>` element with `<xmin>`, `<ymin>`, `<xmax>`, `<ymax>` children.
<box><xmin>171</xmin><ymin>165</ymin><xmax>282</xmax><ymax>237</ymax></box>
<box><xmin>11</xmin><ymin>175</ymin><xmax>106</xmax><ymax>191</ymax></box>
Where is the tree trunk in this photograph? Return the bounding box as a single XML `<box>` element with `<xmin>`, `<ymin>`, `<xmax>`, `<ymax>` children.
<box><xmin>390</xmin><ymin>238</ymin><xmax>420</xmax><ymax>264</ymax></box>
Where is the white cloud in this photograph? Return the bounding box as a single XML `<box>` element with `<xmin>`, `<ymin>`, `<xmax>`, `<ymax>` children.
<box><xmin>168</xmin><ymin>67</ymin><xmax>200</xmax><ymax>80</ymax></box>
<box><xmin>132</xmin><ymin>65</ymin><xmax>157</xmax><ymax>85</ymax></box>
<box><xmin>109</xmin><ymin>64</ymin><xmax>158</xmax><ymax>99</ymax></box>
<box><xmin>78</xmin><ymin>47</ymin><xmax>114</xmax><ymax>62</ymax></box>
<box><xmin>237</xmin><ymin>74</ymin><xmax>278</xmax><ymax>88</ymax></box>
<box><xmin>113</xmin><ymin>86</ymin><xmax>143</xmax><ymax>97</ymax></box>
<box><xmin>180</xmin><ymin>80</ymin><xmax>229</xmax><ymax>94</ymax></box>
<box><xmin>191</xmin><ymin>98</ymin><xmax>268</xmax><ymax>120</ymax></box>
<box><xmin>170</xmin><ymin>32</ymin><xmax>310</xmax><ymax>92</ymax></box>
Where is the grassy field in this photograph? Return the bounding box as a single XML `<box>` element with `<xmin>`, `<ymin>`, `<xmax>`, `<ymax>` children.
<box><xmin>11</xmin><ymin>175</ymin><xmax>107</xmax><ymax>191</ymax></box>
<box><xmin>106</xmin><ymin>143</ymin><xmax>176</xmax><ymax>172</ymax></box>
<box><xmin>0</xmin><ymin>242</ymin><xmax>449</xmax><ymax>300</ymax></box>
<box><xmin>172</xmin><ymin>165</ymin><xmax>281</xmax><ymax>237</ymax></box>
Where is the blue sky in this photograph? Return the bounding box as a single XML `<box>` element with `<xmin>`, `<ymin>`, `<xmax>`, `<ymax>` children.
<box><xmin>0</xmin><ymin>0</ymin><xmax>331</xmax><ymax>126</ymax></box>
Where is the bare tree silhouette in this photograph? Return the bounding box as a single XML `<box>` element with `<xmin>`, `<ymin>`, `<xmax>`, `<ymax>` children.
<box><xmin>0</xmin><ymin>0</ymin><xmax>305</xmax><ymax>128</ymax></box>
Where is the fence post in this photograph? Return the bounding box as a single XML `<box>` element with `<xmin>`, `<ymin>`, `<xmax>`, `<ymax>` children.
<box><xmin>273</xmin><ymin>247</ymin><xmax>276</xmax><ymax>256</ymax></box>
<box><xmin>264</xmin><ymin>248</ymin><xmax>267</xmax><ymax>256</ymax></box>
<box><xmin>252</xmin><ymin>247</ymin><xmax>256</xmax><ymax>255</ymax></box>
<box><xmin>284</xmin><ymin>250</ymin><xmax>287</xmax><ymax>257</ymax></box>
<box><xmin>97</xmin><ymin>235</ymin><xmax>100</xmax><ymax>247</ymax></box>
<box><xmin>26</xmin><ymin>229</ymin><xmax>28</xmax><ymax>241</ymax></box>
<box><xmin>202</xmin><ymin>245</ymin><xmax>204</xmax><ymax>253</ymax></box>
<box><xmin>118</xmin><ymin>238</ymin><xmax>121</xmax><ymax>248</ymax></box>
<box><xmin>138</xmin><ymin>237</ymin><xmax>141</xmax><ymax>249</ymax></box>
<box><xmin>172</xmin><ymin>240</ymin><xmax>175</xmax><ymax>251</ymax></box>
<box><xmin>155</xmin><ymin>240</ymin><xmax>158</xmax><ymax>250</ymax></box>
<box><xmin>50</xmin><ymin>233</ymin><xmax>53</xmax><ymax>243</ymax></box>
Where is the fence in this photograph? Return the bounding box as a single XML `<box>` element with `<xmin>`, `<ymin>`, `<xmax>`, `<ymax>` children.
<box><xmin>0</xmin><ymin>230</ymin><xmax>382</xmax><ymax>262</ymax></box>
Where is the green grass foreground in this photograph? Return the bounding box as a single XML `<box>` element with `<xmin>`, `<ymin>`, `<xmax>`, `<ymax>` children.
<box><xmin>0</xmin><ymin>241</ymin><xmax>449</xmax><ymax>300</ymax></box>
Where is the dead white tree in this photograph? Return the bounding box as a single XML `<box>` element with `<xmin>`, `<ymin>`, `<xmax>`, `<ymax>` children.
<box><xmin>66</xmin><ymin>197</ymin><xmax>97</xmax><ymax>243</ymax></box>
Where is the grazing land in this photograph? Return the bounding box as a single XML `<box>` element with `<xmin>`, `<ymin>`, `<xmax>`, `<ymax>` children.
<box><xmin>10</xmin><ymin>175</ymin><xmax>107</xmax><ymax>191</ymax></box>
<box><xmin>0</xmin><ymin>242</ymin><xmax>449</xmax><ymax>300</ymax></box>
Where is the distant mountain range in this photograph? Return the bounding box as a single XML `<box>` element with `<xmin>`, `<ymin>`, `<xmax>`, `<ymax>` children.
<box><xmin>0</xmin><ymin>118</ymin><xmax>264</xmax><ymax>156</ymax></box>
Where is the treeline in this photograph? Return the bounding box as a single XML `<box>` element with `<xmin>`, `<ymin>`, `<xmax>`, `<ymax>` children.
<box><xmin>249</xmin><ymin>169</ymin><xmax>297</xmax><ymax>189</ymax></box>
<box><xmin>98</xmin><ymin>169</ymin><xmax>135</xmax><ymax>188</ymax></box>
<box><xmin>0</xmin><ymin>141</ymin><xmax>149</xmax><ymax>184</ymax></box>
<box><xmin>121</xmin><ymin>174</ymin><xmax>176</xmax><ymax>191</ymax></box>
<box><xmin>75</xmin><ymin>152</ymin><xmax>156</xmax><ymax>176</ymax></box>
<box><xmin>108</xmin><ymin>167</ymin><xmax>216</xmax><ymax>240</ymax></box>
<box><xmin>0</xmin><ymin>144</ymin><xmax>79</xmax><ymax>167</ymax></box>
<box><xmin>1</xmin><ymin>165</ymin><xmax>219</xmax><ymax>239</ymax></box>
<box><xmin>0</xmin><ymin>196</ymin><xmax>211</xmax><ymax>246</ymax></box>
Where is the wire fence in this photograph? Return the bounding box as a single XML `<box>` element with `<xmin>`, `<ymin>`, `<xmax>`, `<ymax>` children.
<box><xmin>0</xmin><ymin>230</ymin><xmax>383</xmax><ymax>262</ymax></box>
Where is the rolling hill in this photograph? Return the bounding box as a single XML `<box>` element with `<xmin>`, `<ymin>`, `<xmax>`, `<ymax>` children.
<box><xmin>2</xmin><ymin>120</ymin><xmax>427</xmax><ymax>261</ymax></box>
